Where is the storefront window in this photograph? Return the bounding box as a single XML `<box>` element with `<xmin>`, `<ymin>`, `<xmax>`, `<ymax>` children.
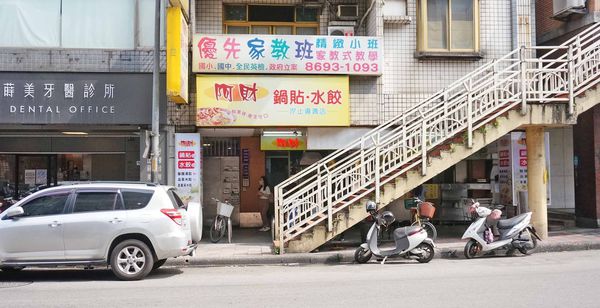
<box><xmin>0</xmin><ymin>153</ymin><xmax>132</xmax><ymax>199</ymax></box>
<box><xmin>0</xmin><ymin>155</ymin><xmax>16</xmax><ymax>199</ymax></box>
<box><xmin>0</xmin><ymin>0</ymin><xmax>165</xmax><ymax>49</ymax></box>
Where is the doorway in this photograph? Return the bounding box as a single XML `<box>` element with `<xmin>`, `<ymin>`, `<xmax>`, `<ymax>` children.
<box><xmin>266</xmin><ymin>152</ymin><xmax>289</xmax><ymax>188</ymax></box>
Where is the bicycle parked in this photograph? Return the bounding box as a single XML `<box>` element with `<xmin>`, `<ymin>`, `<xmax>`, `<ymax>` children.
<box><xmin>405</xmin><ymin>197</ymin><xmax>437</xmax><ymax>241</ymax></box>
<box><xmin>209</xmin><ymin>198</ymin><xmax>234</xmax><ymax>243</ymax></box>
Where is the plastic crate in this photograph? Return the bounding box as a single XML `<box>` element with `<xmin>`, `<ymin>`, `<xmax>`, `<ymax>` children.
<box><xmin>404</xmin><ymin>198</ymin><xmax>419</xmax><ymax>209</ymax></box>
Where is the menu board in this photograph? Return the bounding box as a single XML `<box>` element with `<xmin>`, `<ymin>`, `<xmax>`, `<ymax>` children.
<box><xmin>175</xmin><ymin>133</ymin><xmax>202</xmax><ymax>205</ymax></box>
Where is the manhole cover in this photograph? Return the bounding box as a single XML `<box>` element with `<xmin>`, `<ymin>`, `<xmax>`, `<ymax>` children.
<box><xmin>0</xmin><ymin>281</ymin><xmax>32</xmax><ymax>288</ymax></box>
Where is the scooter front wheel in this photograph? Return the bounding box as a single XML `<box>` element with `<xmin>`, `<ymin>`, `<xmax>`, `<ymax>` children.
<box><xmin>354</xmin><ymin>246</ymin><xmax>372</xmax><ymax>264</ymax></box>
<box><xmin>464</xmin><ymin>239</ymin><xmax>481</xmax><ymax>259</ymax></box>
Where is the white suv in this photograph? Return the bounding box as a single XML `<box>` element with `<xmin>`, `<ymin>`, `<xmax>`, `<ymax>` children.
<box><xmin>0</xmin><ymin>183</ymin><xmax>202</xmax><ymax>280</ymax></box>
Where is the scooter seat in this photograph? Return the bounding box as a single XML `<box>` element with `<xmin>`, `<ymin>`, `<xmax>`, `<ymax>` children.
<box><xmin>394</xmin><ymin>226</ymin><xmax>421</xmax><ymax>239</ymax></box>
<box><xmin>497</xmin><ymin>213</ymin><xmax>529</xmax><ymax>229</ymax></box>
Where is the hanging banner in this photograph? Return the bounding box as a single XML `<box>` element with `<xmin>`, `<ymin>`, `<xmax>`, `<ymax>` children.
<box><xmin>497</xmin><ymin>132</ymin><xmax>551</xmax><ymax>207</ymax></box>
<box><xmin>175</xmin><ymin>133</ymin><xmax>202</xmax><ymax>205</ymax></box>
<box><xmin>193</xmin><ymin>34</ymin><xmax>382</xmax><ymax>75</ymax></box>
<box><xmin>195</xmin><ymin>75</ymin><xmax>349</xmax><ymax>127</ymax></box>
<box><xmin>166</xmin><ymin>7</ymin><xmax>189</xmax><ymax>104</ymax></box>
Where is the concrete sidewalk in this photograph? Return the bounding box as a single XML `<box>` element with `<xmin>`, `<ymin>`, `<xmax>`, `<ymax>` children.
<box><xmin>167</xmin><ymin>227</ymin><xmax>600</xmax><ymax>267</ymax></box>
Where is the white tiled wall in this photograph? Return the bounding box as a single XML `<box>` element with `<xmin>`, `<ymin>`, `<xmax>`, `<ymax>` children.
<box><xmin>194</xmin><ymin>0</ymin><xmax>519</xmax><ymax>126</ymax></box>
<box><xmin>381</xmin><ymin>0</ymin><xmax>513</xmax><ymax>122</ymax></box>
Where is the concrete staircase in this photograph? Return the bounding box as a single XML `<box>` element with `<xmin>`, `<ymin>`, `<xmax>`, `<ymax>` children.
<box><xmin>285</xmin><ymin>88</ymin><xmax>600</xmax><ymax>252</ymax></box>
<box><xmin>275</xmin><ymin>24</ymin><xmax>600</xmax><ymax>253</ymax></box>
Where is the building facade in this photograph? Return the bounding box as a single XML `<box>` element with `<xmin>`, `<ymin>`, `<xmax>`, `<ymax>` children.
<box><xmin>536</xmin><ymin>0</ymin><xmax>600</xmax><ymax>227</ymax></box>
<box><xmin>184</xmin><ymin>0</ymin><xmax>577</xmax><ymax>228</ymax></box>
<box><xmin>0</xmin><ymin>0</ymin><xmax>169</xmax><ymax>199</ymax></box>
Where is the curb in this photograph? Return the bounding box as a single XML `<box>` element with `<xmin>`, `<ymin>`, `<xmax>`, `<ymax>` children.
<box><xmin>166</xmin><ymin>240</ymin><xmax>600</xmax><ymax>267</ymax></box>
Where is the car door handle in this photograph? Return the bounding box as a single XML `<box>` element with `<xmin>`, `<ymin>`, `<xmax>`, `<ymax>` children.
<box><xmin>108</xmin><ymin>218</ymin><xmax>123</xmax><ymax>224</ymax></box>
<box><xmin>48</xmin><ymin>221</ymin><xmax>62</xmax><ymax>228</ymax></box>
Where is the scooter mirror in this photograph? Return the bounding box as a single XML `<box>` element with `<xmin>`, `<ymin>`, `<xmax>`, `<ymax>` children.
<box><xmin>365</xmin><ymin>200</ymin><xmax>377</xmax><ymax>212</ymax></box>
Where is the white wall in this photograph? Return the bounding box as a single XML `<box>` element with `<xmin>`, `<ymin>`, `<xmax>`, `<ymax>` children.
<box><xmin>547</xmin><ymin>127</ymin><xmax>575</xmax><ymax>209</ymax></box>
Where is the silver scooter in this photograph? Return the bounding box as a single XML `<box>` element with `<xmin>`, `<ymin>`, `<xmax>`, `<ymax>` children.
<box><xmin>462</xmin><ymin>200</ymin><xmax>541</xmax><ymax>258</ymax></box>
<box><xmin>354</xmin><ymin>201</ymin><xmax>435</xmax><ymax>264</ymax></box>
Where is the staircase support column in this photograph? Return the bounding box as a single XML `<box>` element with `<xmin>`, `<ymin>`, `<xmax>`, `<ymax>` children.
<box><xmin>526</xmin><ymin>126</ymin><xmax>548</xmax><ymax>239</ymax></box>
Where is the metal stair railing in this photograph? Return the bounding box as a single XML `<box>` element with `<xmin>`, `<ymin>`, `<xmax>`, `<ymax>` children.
<box><xmin>275</xmin><ymin>23</ymin><xmax>600</xmax><ymax>253</ymax></box>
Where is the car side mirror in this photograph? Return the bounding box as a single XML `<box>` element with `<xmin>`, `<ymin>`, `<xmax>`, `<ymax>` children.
<box><xmin>4</xmin><ymin>207</ymin><xmax>24</xmax><ymax>219</ymax></box>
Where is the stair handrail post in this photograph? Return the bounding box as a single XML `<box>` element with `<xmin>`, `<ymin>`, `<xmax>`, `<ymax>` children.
<box><xmin>567</xmin><ymin>44</ymin><xmax>575</xmax><ymax>116</ymax></box>
<box><xmin>317</xmin><ymin>163</ymin><xmax>323</xmax><ymax>212</ymax></box>
<box><xmin>375</xmin><ymin>132</ymin><xmax>381</xmax><ymax>204</ymax></box>
<box><xmin>537</xmin><ymin>57</ymin><xmax>543</xmax><ymax>102</ymax></box>
<box><xmin>467</xmin><ymin>78</ymin><xmax>473</xmax><ymax>149</ymax></box>
<box><xmin>421</xmin><ymin>115</ymin><xmax>428</xmax><ymax>176</ymax></box>
<box><xmin>360</xmin><ymin>137</ymin><xmax>366</xmax><ymax>186</ymax></box>
<box><xmin>327</xmin><ymin>172</ymin><xmax>333</xmax><ymax>232</ymax></box>
<box><xmin>278</xmin><ymin>186</ymin><xmax>284</xmax><ymax>254</ymax></box>
<box><xmin>401</xmin><ymin>114</ymin><xmax>407</xmax><ymax>161</ymax></box>
<box><xmin>492</xmin><ymin>60</ymin><xmax>499</xmax><ymax>107</ymax></box>
<box><xmin>520</xmin><ymin>45</ymin><xmax>528</xmax><ymax>115</ymax></box>
<box><xmin>443</xmin><ymin>89</ymin><xmax>449</xmax><ymax>137</ymax></box>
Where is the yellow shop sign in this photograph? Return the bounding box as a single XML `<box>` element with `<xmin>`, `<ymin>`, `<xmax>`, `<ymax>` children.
<box><xmin>195</xmin><ymin>75</ymin><xmax>349</xmax><ymax>127</ymax></box>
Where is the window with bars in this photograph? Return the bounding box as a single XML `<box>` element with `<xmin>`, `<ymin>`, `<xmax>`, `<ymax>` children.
<box><xmin>223</xmin><ymin>5</ymin><xmax>320</xmax><ymax>35</ymax></box>
<box><xmin>202</xmin><ymin>138</ymin><xmax>240</xmax><ymax>157</ymax></box>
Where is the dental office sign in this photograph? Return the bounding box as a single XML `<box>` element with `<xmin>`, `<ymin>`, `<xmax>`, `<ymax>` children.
<box><xmin>192</xmin><ymin>34</ymin><xmax>383</xmax><ymax>75</ymax></box>
<box><xmin>0</xmin><ymin>72</ymin><xmax>166</xmax><ymax>125</ymax></box>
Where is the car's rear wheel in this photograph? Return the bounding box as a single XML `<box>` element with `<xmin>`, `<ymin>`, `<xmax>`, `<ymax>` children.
<box><xmin>0</xmin><ymin>266</ymin><xmax>24</xmax><ymax>272</ymax></box>
<box><xmin>110</xmin><ymin>239</ymin><xmax>154</xmax><ymax>281</ymax></box>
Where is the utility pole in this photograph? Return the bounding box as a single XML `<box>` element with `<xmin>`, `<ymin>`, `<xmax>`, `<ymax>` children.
<box><xmin>151</xmin><ymin>0</ymin><xmax>161</xmax><ymax>183</ymax></box>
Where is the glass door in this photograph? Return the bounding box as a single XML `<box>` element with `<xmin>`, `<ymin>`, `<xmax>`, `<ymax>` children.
<box><xmin>16</xmin><ymin>155</ymin><xmax>57</xmax><ymax>198</ymax></box>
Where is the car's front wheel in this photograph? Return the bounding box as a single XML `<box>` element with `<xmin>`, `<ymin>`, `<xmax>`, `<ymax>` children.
<box><xmin>110</xmin><ymin>239</ymin><xmax>154</xmax><ymax>281</ymax></box>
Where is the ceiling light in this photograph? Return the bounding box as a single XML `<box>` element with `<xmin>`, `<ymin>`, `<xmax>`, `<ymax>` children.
<box><xmin>61</xmin><ymin>132</ymin><xmax>88</xmax><ymax>135</ymax></box>
<box><xmin>262</xmin><ymin>130</ymin><xmax>302</xmax><ymax>137</ymax></box>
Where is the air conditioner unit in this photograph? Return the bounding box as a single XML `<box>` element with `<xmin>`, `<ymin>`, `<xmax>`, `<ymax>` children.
<box><xmin>553</xmin><ymin>0</ymin><xmax>586</xmax><ymax>20</ymax></box>
<box><xmin>328</xmin><ymin>26</ymin><xmax>355</xmax><ymax>36</ymax></box>
<box><xmin>336</xmin><ymin>4</ymin><xmax>359</xmax><ymax>20</ymax></box>
<box><xmin>302</xmin><ymin>0</ymin><xmax>325</xmax><ymax>7</ymax></box>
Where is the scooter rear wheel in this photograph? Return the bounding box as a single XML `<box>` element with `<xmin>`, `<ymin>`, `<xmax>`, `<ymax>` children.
<box><xmin>354</xmin><ymin>247</ymin><xmax>372</xmax><ymax>264</ymax></box>
<box><xmin>464</xmin><ymin>239</ymin><xmax>481</xmax><ymax>259</ymax></box>
<box><xmin>517</xmin><ymin>228</ymin><xmax>538</xmax><ymax>255</ymax></box>
<box><xmin>415</xmin><ymin>242</ymin><xmax>435</xmax><ymax>263</ymax></box>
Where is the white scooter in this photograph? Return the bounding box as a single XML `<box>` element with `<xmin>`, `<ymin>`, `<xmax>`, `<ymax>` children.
<box><xmin>354</xmin><ymin>201</ymin><xmax>435</xmax><ymax>264</ymax></box>
<box><xmin>462</xmin><ymin>200</ymin><xmax>541</xmax><ymax>258</ymax></box>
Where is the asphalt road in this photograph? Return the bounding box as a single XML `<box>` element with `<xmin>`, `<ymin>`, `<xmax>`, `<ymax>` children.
<box><xmin>1</xmin><ymin>250</ymin><xmax>599</xmax><ymax>308</ymax></box>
